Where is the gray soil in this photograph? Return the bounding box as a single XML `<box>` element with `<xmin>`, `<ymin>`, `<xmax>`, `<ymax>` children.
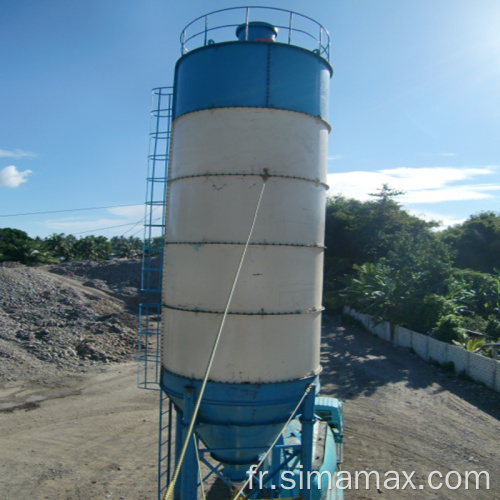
<box><xmin>0</xmin><ymin>260</ymin><xmax>145</xmax><ymax>383</ymax></box>
<box><xmin>0</xmin><ymin>261</ymin><xmax>499</xmax><ymax>499</ymax></box>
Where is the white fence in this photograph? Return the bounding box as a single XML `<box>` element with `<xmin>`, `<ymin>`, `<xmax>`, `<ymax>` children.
<box><xmin>343</xmin><ymin>307</ymin><xmax>500</xmax><ymax>393</ymax></box>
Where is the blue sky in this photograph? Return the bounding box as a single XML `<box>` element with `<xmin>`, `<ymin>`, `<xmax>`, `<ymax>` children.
<box><xmin>1</xmin><ymin>0</ymin><xmax>499</xmax><ymax>238</ymax></box>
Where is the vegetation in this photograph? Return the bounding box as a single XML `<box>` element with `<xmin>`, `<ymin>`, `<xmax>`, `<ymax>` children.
<box><xmin>440</xmin><ymin>211</ymin><xmax>500</xmax><ymax>273</ymax></box>
<box><xmin>0</xmin><ymin>230</ymin><xmax>142</xmax><ymax>264</ymax></box>
<box><xmin>324</xmin><ymin>185</ymin><xmax>433</xmax><ymax>278</ymax></box>
<box><xmin>452</xmin><ymin>334</ymin><xmax>486</xmax><ymax>353</ymax></box>
<box><xmin>323</xmin><ymin>185</ymin><xmax>500</xmax><ymax>356</ymax></box>
<box><xmin>0</xmin><ymin>228</ymin><xmax>53</xmax><ymax>265</ymax></box>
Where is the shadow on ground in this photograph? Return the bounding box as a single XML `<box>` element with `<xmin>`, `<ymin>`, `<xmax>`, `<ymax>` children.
<box><xmin>320</xmin><ymin>315</ymin><xmax>500</xmax><ymax>422</ymax></box>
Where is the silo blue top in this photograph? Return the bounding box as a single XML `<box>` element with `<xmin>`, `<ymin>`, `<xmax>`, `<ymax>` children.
<box><xmin>173</xmin><ymin>15</ymin><xmax>332</xmax><ymax>122</ymax></box>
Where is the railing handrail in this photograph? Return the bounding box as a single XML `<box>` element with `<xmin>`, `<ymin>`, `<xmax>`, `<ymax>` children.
<box><xmin>180</xmin><ymin>6</ymin><xmax>330</xmax><ymax>62</ymax></box>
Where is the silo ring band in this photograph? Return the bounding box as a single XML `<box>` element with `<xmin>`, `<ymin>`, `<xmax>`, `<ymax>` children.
<box><xmin>167</xmin><ymin>172</ymin><xmax>329</xmax><ymax>189</ymax></box>
<box><xmin>162</xmin><ymin>304</ymin><xmax>325</xmax><ymax>315</ymax></box>
<box><xmin>164</xmin><ymin>241</ymin><xmax>325</xmax><ymax>249</ymax></box>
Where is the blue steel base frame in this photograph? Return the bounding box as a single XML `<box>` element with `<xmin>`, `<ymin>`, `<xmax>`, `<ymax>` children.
<box><xmin>158</xmin><ymin>392</ymin><xmax>174</xmax><ymax>499</ymax></box>
<box><xmin>159</xmin><ymin>368</ymin><xmax>343</xmax><ymax>500</ymax></box>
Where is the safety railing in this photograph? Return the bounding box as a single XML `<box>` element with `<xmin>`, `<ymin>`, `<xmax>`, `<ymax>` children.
<box><xmin>180</xmin><ymin>6</ymin><xmax>330</xmax><ymax>62</ymax></box>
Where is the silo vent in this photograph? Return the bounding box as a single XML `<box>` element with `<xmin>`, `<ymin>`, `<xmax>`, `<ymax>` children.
<box><xmin>236</xmin><ymin>21</ymin><xmax>278</xmax><ymax>42</ymax></box>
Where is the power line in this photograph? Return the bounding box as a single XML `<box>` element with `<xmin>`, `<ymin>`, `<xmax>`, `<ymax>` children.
<box><xmin>0</xmin><ymin>203</ymin><xmax>143</xmax><ymax>218</ymax></box>
<box><xmin>71</xmin><ymin>220</ymin><xmax>144</xmax><ymax>236</ymax></box>
<box><xmin>69</xmin><ymin>214</ymin><xmax>162</xmax><ymax>237</ymax></box>
<box><xmin>130</xmin><ymin>226</ymin><xmax>147</xmax><ymax>238</ymax></box>
<box><xmin>121</xmin><ymin>218</ymin><xmax>147</xmax><ymax>237</ymax></box>
<box><xmin>0</xmin><ymin>202</ymin><xmax>163</xmax><ymax>238</ymax></box>
<box><xmin>121</xmin><ymin>206</ymin><xmax>161</xmax><ymax>237</ymax></box>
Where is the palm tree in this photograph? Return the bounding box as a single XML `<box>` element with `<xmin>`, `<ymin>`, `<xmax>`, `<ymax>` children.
<box><xmin>44</xmin><ymin>233</ymin><xmax>77</xmax><ymax>260</ymax></box>
<box><xmin>74</xmin><ymin>235</ymin><xmax>111</xmax><ymax>261</ymax></box>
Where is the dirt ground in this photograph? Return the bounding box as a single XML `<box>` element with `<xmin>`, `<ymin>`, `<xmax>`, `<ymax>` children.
<box><xmin>1</xmin><ymin>318</ymin><xmax>499</xmax><ymax>500</ymax></box>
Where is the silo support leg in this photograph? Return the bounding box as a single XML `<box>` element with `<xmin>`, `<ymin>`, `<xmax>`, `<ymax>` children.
<box><xmin>178</xmin><ymin>387</ymin><xmax>199</xmax><ymax>500</ymax></box>
<box><xmin>174</xmin><ymin>410</ymin><xmax>183</xmax><ymax>499</ymax></box>
<box><xmin>300</xmin><ymin>386</ymin><xmax>316</xmax><ymax>500</ymax></box>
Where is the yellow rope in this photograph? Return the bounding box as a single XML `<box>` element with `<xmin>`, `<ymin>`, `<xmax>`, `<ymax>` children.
<box><xmin>163</xmin><ymin>180</ymin><xmax>267</xmax><ymax>500</ymax></box>
<box><xmin>194</xmin><ymin>440</ymin><xmax>206</xmax><ymax>500</ymax></box>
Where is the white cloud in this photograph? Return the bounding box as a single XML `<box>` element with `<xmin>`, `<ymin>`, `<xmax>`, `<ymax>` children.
<box><xmin>0</xmin><ymin>165</ymin><xmax>33</xmax><ymax>188</ymax></box>
<box><xmin>328</xmin><ymin>155</ymin><xmax>344</xmax><ymax>162</ymax></box>
<box><xmin>407</xmin><ymin>208</ymin><xmax>467</xmax><ymax>229</ymax></box>
<box><xmin>44</xmin><ymin>217</ymin><xmax>139</xmax><ymax>234</ymax></box>
<box><xmin>327</xmin><ymin>171</ymin><xmax>390</xmax><ymax>200</ymax></box>
<box><xmin>402</xmin><ymin>185</ymin><xmax>500</xmax><ymax>204</ymax></box>
<box><xmin>44</xmin><ymin>217</ymin><xmax>119</xmax><ymax>231</ymax></box>
<box><xmin>327</xmin><ymin>166</ymin><xmax>499</xmax><ymax>204</ymax></box>
<box><xmin>379</xmin><ymin>167</ymin><xmax>492</xmax><ymax>190</ymax></box>
<box><xmin>107</xmin><ymin>205</ymin><xmax>144</xmax><ymax>217</ymax></box>
<box><xmin>0</xmin><ymin>148</ymin><xmax>36</xmax><ymax>159</ymax></box>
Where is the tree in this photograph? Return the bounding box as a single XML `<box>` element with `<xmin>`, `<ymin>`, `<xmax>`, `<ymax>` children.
<box><xmin>381</xmin><ymin>232</ymin><xmax>453</xmax><ymax>331</ymax></box>
<box><xmin>74</xmin><ymin>235</ymin><xmax>112</xmax><ymax>261</ymax></box>
<box><xmin>368</xmin><ymin>183</ymin><xmax>405</xmax><ymax>205</ymax></box>
<box><xmin>447</xmin><ymin>269</ymin><xmax>500</xmax><ymax>319</ymax></box>
<box><xmin>323</xmin><ymin>186</ymin><xmax>440</xmax><ymax>313</ymax></box>
<box><xmin>342</xmin><ymin>261</ymin><xmax>399</xmax><ymax>326</ymax></box>
<box><xmin>110</xmin><ymin>236</ymin><xmax>142</xmax><ymax>258</ymax></box>
<box><xmin>342</xmin><ymin>231</ymin><xmax>453</xmax><ymax>333</ymax></box>
<box><xmin>445</xmin><ymin>268</ymin><xmax>500</xmax><ymax>337</ymax></box>
<box><xmin>0</xmin><ymin>228</ymin><xmax>54</xmax><ymax>264</ymax></box>
<box><xmin>440</xmin><ymin>211</ymin><xmax>500</xmax><ymax>273</ymax></box>
<box><xmin>43</xmin><ymin>233</ymin><xmax>77</xmax><ymax>261</ymax></box>
<box><xmin>324</xmin><ymin>186</ymin><xmax>436</xmax><ymax>278</ymax></box>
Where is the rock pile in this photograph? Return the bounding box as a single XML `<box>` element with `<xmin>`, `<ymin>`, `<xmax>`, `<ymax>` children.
<box><xmin>0</xmin><ymin>260</ymin><xmax>148</xmax><ymax>382</ymax></box>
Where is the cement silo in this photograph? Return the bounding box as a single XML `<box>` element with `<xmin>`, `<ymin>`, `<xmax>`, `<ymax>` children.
<box><xmin>141</xmin><ymin>7</ymin><xmax>344</xmax><ymax>499</ymax></box>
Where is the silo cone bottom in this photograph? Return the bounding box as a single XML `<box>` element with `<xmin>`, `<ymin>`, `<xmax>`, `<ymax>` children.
<box><xmin>196</xmin><ymin>422</ymin><xmax>283</xmax><ymax>482</ymax></box>
<box><xmin>160</xmin><ymin>367</ymin><xmax>318</xmax><ymax>481</ymax></box>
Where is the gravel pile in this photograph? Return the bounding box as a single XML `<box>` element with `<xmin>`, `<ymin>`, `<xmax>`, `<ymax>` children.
<box><xmin>0</xmin><ymin>260</ymin><xmax>150</xmax><ymax>382</ymax></box>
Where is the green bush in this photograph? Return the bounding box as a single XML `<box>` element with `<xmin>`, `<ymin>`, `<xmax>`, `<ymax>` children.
<box><xmin>485</xmin><ymin>315</ymin><xmax>500</xmax><ymax>339</ymax></box>
<box><xmin>398</xmin><ymin>293</ymin><xmax>453</xmax><ymax>334</ymax></box>
<box><xmin>461</xmin><ymin>315</ymin><xmax>488</xmax><ymax>334</ymax></box>
<box><xmin>432</xmin><ymin>314</ymin><xmax>465</xmax><ymax>343</ymax></box>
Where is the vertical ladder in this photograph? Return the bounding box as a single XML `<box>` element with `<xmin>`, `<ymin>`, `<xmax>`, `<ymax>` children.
<box><xmin>137</xmin><ymin>86</ymin><xmax>175</xmax><ymax>500</ymax></box>
<box><xmin>138</xmin><ymin>86</ymin><xmax>173</xmax><ymax>390</ymax></box>
<box><xmin>142</xmin><ymin>86</ymin><xmax>173</xmax><ymax>295</ymax></box>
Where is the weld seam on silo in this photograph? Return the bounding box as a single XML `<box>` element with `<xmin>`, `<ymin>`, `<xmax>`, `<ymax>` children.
<box><xmin>164</xmin><ymin>241</ymin><xmax>325</xmax><ymax>248</ymax></box>
<box><xmin>161</xmin><ymin>367</ymin><xmax>321</xmax><ymax>391</ymax></box>
<box><xmin>167</xmin><ymin>172</ymin><xmax>329</xmax><ymax>189</ymax></box>
<box><xmin>171</xmin><ymin>107</ymin><xmax>332</xmax><ymax>132</ymax></box>
<box><xmin>162</xmin><ymin>304</ymin><xmax>324</xmax><ymax>315</ymax></box>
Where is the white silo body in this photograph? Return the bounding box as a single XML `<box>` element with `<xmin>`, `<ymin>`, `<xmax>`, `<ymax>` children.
<box><xmin>163</xmin><ymin>108</ymin><xmax>329</xmax><ymax>382</ymax></box>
